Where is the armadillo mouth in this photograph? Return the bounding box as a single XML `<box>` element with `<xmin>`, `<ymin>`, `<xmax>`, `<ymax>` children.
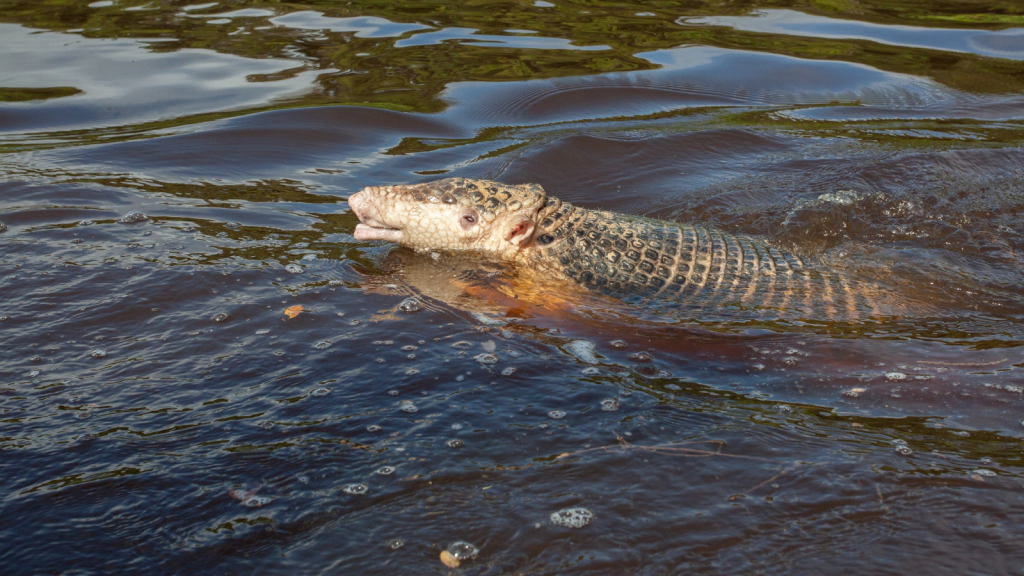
<box><xmin>353</xmin><ymin>223</ymin><xmax>402</xmax><ymax>242</ymax></box>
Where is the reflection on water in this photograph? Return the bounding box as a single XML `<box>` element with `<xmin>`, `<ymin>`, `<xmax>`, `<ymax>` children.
<box><xmin>1</xmin><ymin>1</ymin><xmax>1024</xmax><ymax>574</ymax></box>
<box><xmin>683</xmin><ymin>9</ymin><xmax>1024</xmax><ymax>61</ymax></box>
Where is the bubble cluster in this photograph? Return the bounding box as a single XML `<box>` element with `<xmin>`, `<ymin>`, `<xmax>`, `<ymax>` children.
<box><xmin>474</xmin><ymin>353</ymin><xmax>499</xmax><ymax>365</ymax></box>
<box><xmin>565</xmin><ymin>340</ymin><xmax>599</xmax><ymax>364</ymax></box>
<box><xmin>342</xmin><ymin>483</ymin><xmax>368</xmax><ymax>495</ymax></box>
<box><xmin>243</xmin><ymin>496</ymin><xmax>272</xmax><ymax>507</ymax></box>
<box><xmin>548</xmin><ymin>410</ymin><xmax>566</xmax><ymax>419</ymax></box>
<box><xmin>550</xmin><ymin>507</ymin><xmax>594</xmax><ymax>528</ymax></box>
<box><xmin>90</xmin><ymin>349</ymin><xmax>107</xmax><ymax>359</ymax></box>
<box><xmin>313</xmin><ymin>341</ymin><xmax>332</xmax><ymax>350</ymax></box>
<box><xmin>310</xmin><ymin>387</ymin><xmax>331</xmax><ymax>397</ymax></box>
<box><xmin>398</xmin><ymin>298</ymin><xmax>422</xmax><ymax>313</ymax></box>
<box><xmin>885</xmin><ymin>372</ymin><xmax>907</xmax><ymax>381</ymax></box>
<box><xmin>501</xmin><ymin>367</ymin><xmax>516</xmax><ymax>376</ymax></box>
<box><xmin>451</xmin><ymin>423</ymin><xmax>463</xmax><ymax>430</ymax></box>
<box><xmin>399</xmin><ymin>401</ymin><xmax>418</xmax><ymax>413</ymax></box>
<box><xmin>600</xmin><ymin>398</ymin><xmax>619</xmax><ymax>412</ymax></box>
<box><xmin>118</xmin><ymin>211</ymin><xmax>148</xmax><ymax>224</ymax></box>
<box><xmin>285</xmin><ymin>264</ymin><xmax>303</xmax><ymax>274</ymax></box>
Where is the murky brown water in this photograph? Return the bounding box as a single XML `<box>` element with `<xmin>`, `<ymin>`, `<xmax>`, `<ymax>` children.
<box><xmin>1</xmin><ymin>1</ymin><xmax>1023</xmax><ymax>574</ymax></box>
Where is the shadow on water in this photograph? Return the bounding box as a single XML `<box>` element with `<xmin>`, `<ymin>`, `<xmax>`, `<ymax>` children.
<box><xmin>1</xmin><ymin>0</ymin><xmax>1024</xmax><ymax>574</ymax></box>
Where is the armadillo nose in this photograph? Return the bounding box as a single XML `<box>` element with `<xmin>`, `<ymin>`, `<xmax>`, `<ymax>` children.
<box><xmin>348</xmin><ymin>190</ymin><xmax>367</xmax><ymax>220</ymax></box>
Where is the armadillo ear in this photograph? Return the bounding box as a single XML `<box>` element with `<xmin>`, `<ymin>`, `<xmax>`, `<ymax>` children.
<box><xmin>505</xmin><ymin>217</ymin><xmax>535</xmax><ymax>246</ymax></box>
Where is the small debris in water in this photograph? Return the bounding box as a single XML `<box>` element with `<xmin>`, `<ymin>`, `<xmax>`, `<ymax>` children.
<box><xmin>285</xmin><ymin>264</ymin><xmax>303</xmax><ymax>274</ymax></box>
<box><xmin>610</xmin><ymin>339</ymin><xmax>627</xmax><ymax>348</ymax></box>
<box><xmin>972</xmin><ymin>469</ymin><xmax>997</xmax><ymax>477</ymax></box>
<box><xmin>600</xmin><ymin>398</ymin><xmax>619</xmax><ymax>412</ymax></box>
<box><xmin>501</xmin><ymin>367</ymin><xmax>516</xmax><ymax>376</ymax></box>
<box><xmin>78</xmin><ymin>220</ymin><xmax>95</xmax><ymax>226</ymax></box>
<box><xmin>212</xmin><ymin>312</ymin><xmax>230</xmax><ymax>322</ymax></box>
<box><xmin>284</xmin><ymin>305</ymin><xmax>303</xmax><ymax>318</ymax></box>
<box><xmin>551</xmin><ymin>507</ymin><xmax>594</xmax><ymax>528</ymax></box>
<box><xmin>580</xmin><ymin>367</ymin><xmax>600</xmax><ymax>376</ymax></box>
<box><xmin>440</xmin><ymin>551</ymin><xmax>460</xmax><ymax>569</ymax></box>
<box><xmin>90</xmin><ymin>349</ymin><xmax>107</xmax><ymax>358</ymax></box>
<box><xmin>341</xmin><ymin>483</ymin><xmax>368</xmax><ymax>495</ymax></box>
<box><xmin>398</xmin><ymin>298</ymin><xmax>422</xmax><ymax>313</ymax></box>
<box><xmin>118</xmin><ymin>211</ymin><xmax>148</xmax><ymax>224</ymax></box>
<box><xmin>885</xmin><ymin>372</ymin><xmax>907</xmax><ymax>381</ymax></box>
<box><xmin>843</xmin><ymin>387</ymin><xmax>866</xmax><ymax>398</ymax></box>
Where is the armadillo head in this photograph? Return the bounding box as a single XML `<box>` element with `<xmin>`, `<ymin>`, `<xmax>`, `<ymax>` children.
<box><xmin>349</xmin><ymin>178</ymin><xmax>547</xmax><ymax>259</ymax></box>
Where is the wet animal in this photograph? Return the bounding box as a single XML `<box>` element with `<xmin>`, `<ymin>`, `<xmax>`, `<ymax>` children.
<box><xmin>349</xmin><ymin>178</ymin><xmax>903</xmax><ymax>319</ymax></box>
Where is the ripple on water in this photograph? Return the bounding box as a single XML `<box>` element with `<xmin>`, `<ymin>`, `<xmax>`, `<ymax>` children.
<box><xmin>211</xmin><ymin>312</ymin><xmax>230</xmax><ymax>322</ymax></box>
<box><xmin>313</xmin><ymin>340</ymin><xmax>331</xmax><ymax>350</ymax></box>
<box><xmin>310</xmin><ymin>387</ymin><xmax>331</xmax><ymax>397</ymax></box>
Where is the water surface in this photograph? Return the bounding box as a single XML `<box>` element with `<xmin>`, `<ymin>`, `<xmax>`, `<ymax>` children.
<box><xmin>1</xmin><ymin>1</ymin><xmax>1023</xmax><ymax>574</ymax></box>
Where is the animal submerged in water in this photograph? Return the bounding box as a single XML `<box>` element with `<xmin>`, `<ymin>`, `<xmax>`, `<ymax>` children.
<box><xmin>349</xmin><ymin>178</ymin><xmax>908</xmax><ymax>320</ymax></box>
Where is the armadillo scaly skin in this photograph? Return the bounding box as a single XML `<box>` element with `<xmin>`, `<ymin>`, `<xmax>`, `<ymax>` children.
<box><xmin>525</xmin><ymin>197</ymin><xmax>886</xmax><ymax>319</ymax></box>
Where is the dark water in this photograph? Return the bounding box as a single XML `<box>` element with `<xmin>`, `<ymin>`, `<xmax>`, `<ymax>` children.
<box><xmin>2</xmin><ymin>1</ymin><xmax>1024</xmax><ymax>574</ymax></box>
